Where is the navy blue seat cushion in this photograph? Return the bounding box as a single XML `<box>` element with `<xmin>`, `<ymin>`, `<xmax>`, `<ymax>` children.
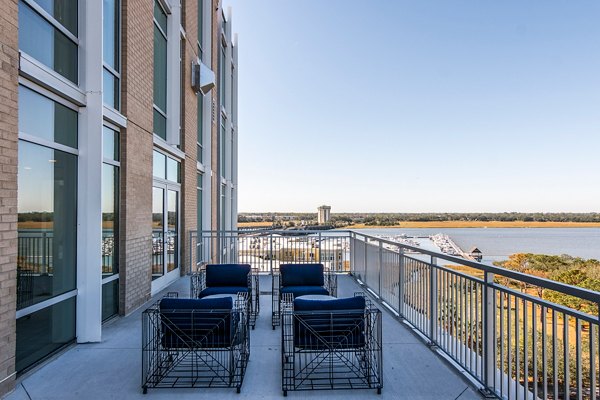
<box><xmin>205</xmin><ymin>264</ymin><xmax>250</xmax><ymax>287</ymax></box>
<box><xmin>197</xmin><ymin>286</ymin><xmax>249</xmax><ymax>298</ymax></box>
<box><xmin>280</xmin><ymin>263</ymin><xmax>324</xmax><ymax>287</ymax></box>
<box><xmin>280</xmin><ymin>286</ymin><xmax>329</xmax><ymax>298</ymax></box>
<box><xmin>293</xmin><ymin>296</ymin><xmax>366</xmax><ymax>349</ymax></box>
<box><xmin>159</xmin><ymin>297</ymin><xmax>237</xmax><ymax>348</ymax></box>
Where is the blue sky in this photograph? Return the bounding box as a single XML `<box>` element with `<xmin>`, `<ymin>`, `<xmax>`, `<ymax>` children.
<box><xmin>224</xmin><ymin>0</ymin><xmax>600</xmax><ymax>213</ymax></box>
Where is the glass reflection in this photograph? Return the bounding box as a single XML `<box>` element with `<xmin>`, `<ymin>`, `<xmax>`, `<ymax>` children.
<box><xmin>31</xmin><ymin>0</ymin><xmax>78</xmax><ymax>35</ymax></box>
<box><xmin>102</xmin><ymin>280</ymin><xmax>119</xmax><ymax>321</ymax></box>
<box><xmin>102</xmin><ymin>164</ymin><xmax>118</xmax><ymax>277</ymax></box>
<box><xmin>166</xmin><ymin>157</ymin><xmax>179</xmax><ymax>183</ymax></box>
<box><xmin>103</xmin><ymin>126</ymin><xmax>119</xmax><ymax>162</ymax></box>
<box><xmin>152</xmin><ymin>150</ymin><xmax>166</xmax><ymax>179</ymax></box>
<box><xmin>152</xmin><ymin>187</ymin><xmax>164</xmax><ymax>280</ymax></box>
<box><xmin>16</xmin><ymin>297</ymin><xmax>76</xmax><ymax>372</ymax></box>
<box><xmin>167</xmin><ymin>190</ymin><xmax>178</xmax><ymax>272</ymax></box>
<box><xmin>19</xmin><ymin>86</ymin><xmax>78</xmax><ymax>149</ymax></box>
<box><xmin>19</xmin><ymin>2</ymin><xmax>78</xmax><ymax>84</ymax></box>
<box><xmin>17</xmin><ymin>141</ymin><xmax>77</xmax><ymax>310</ymax></box>
<box><xmin>103</xmin><ymin>69</ymin><xmax>119</xmax><ymax>110</ymax></box>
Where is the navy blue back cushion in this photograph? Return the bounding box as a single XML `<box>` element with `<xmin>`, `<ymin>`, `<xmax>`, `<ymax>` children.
<box><xmin>293</xmin><ymin>296</ymin><xmax>366</xmax><ymax>349</ymax></box>
<box><xmin>280</xmin><ymin>263</ymin><xmax>324</xmax><ymax>287</ymax></box>
<box><xmin>294</xmin><ymin>295</ymin><xmax>365</xmax><ymax>312</ymax></box>
<box><xmin>205</xmin><ymin>264</ymin><xmax>250</xmax><ymax>287</ymax></box>
<box><xmin>159</xmin><ymin>297</ymin><xmax>234</xmax><ymax>348</ymax></box>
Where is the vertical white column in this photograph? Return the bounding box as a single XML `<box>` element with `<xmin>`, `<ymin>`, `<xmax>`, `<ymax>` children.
<box><xmin>223</xmin><ymin>8</ymin><xmax>232</xmax><ymax>230</ymax></box>
<box><xmin>201</xmin><ymin>0</ymin><xmax>212</xmax><ymax>234</ymax></box>
<box><xmin>167</xmin><ymin>0</ymin><xmax>181</xmax><ymax>146</ymax></box>
<box><xmin>76</xmin><ymin>0</ymin><xmax>104</xmax><ymax>342</ymax></box>
<box><xmin>232</xmin><ymin>34</ymin><xmax>238</xmax><ymax>230</ymax></box>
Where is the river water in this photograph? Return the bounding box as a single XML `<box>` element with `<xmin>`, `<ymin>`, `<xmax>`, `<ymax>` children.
<box><xmin>352</xmin><ymin>228</ymin><xmax>600</xmax><ymax>263</ymax></box>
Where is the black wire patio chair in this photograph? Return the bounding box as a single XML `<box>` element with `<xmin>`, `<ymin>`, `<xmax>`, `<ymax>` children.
<box><xmin>141</xmin><ymin>292</ymin><xmax>250</xmax><ymax>394</ymax></box>
<box><xmin>272</xmin><ymin>263</ymin><xmax>337</xmax><ymax>329</ymax></box>
<box><xmin>190</xmin><ymin>263</ymin><xmax>260</xmax><ymax>329</ymax></box>
<box><xmin>281</xmin><ymin>292</ymin><xmax>383</xmax><ymax>396</ymax></box>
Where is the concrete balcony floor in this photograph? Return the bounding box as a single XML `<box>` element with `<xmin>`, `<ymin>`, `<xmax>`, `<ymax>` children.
<box><xmin>7</xmin><ymin>275</ymin><xmax>483</xmax><ymax>400</ymax></box>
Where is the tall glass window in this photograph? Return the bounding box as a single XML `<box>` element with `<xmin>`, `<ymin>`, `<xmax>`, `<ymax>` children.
<box><xmin>153</xmin><ymin>0</ymin><xmax>168</xmax><ymax>140</ymax></box>
<box><xmin>19</xmin><ymin>86</ymin><xmax>77</xmax><ymax>148</ymax></box>
<box><xmin>103</xmin><ymin>0</ymin><xmax>120</xmax><ymax>110</ymax></box>
<box><xmin>220</xmin><ymin>186</ymin><xmax>226</xmax><ymax>232</ymax></box>
<box><xmin>17</xmin><ymin>142</ymin><xmax>78</xmax><ymax>309</ymax></box>
<box><xmin>220</xmin><ymin>118</ymin><xmax>226</xmax><ymax>178</ymax></box>
<box><xmin>197</xmin><ymin>93</ymin><xmax>203</xmax><ymax>163</ymax></box>
<box><xmin>102</xmin><ymin>126</ymin><xmax>120</xmax><ymax>320</ymax></box>
<box><xmin>16</xmin><ymin>85</ymin><xmax>78</xmax><ymax>372</ymax></box>
<box><xmin>219</xmin><ymin>43</ymin><xmax>226</xmax><ymax>109</ymax></box>
<box><xmin>196</xmin><ymin>174</ymin><xmax>203</xmax><ymax>261</ymax></box>
<box><xmin>152</xmin><ymin>150</ymin><xmax>180</xmax><ymax>282</ymax></box>
<box><xmin>197</xmin><ymin>174</ymin><xmax>202</xmax><ymax>230</ymax></box>
<box><xmin>197</xmin><ymin>0</ymin><xmax>203</xmax><ymax>58</ymax></box>
<box><xmin>18</xmin><ymin>0</ymin><xmax>78</xmax><ymax>84</ymax></box>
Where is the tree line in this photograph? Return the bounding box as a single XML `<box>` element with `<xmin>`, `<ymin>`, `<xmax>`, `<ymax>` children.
<box><xmin>239</xmin><ymin>212</ymin><xmax>600</xmax><ymax>225</ymax></box>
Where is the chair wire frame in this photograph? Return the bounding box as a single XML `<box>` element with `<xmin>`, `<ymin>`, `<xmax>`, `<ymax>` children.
<box><xmin>190</xmin><ymin>265</ymin><xmax>260</xmax><ymax>329</ymax></box>
<box><xmin>281</xmin><ymin>292</ymin><xmax>383</xmax><ymax>396</ymax></box>
<box><xmin>272</xmin><ymin>266</ymin><xmax>338</xmax><ymax>329</ymax></box>
<box><xmin>141</xmin><ymin>292</ymin><xmax>250</xmax><ymax>394</ymax></box>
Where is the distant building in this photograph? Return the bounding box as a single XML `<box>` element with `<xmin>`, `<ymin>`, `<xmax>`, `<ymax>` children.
<box><xmin>318</xmin><ymin>205</ymin><xmax>332</xmax><ymax>224</ymax></box>
<box><xmin>469</xmin><ymin>247</ymin><xmax>483</xmax><ymax>262</ymax></box>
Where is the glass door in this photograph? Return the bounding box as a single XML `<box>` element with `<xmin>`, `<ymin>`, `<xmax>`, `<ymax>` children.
<box><xmin>166</xmin><ymin>190</ymin><xmax>178</xmax><ymax>273</ymax></box>
<box><xmin>152</xmin><ymin>187</ymin><xmax>165</xmax><ymax>281</ymax></box>
<box><xmin>151</xmin><ymin>184</ymin><xmax>180</xmax><ymax>291</ymax></box>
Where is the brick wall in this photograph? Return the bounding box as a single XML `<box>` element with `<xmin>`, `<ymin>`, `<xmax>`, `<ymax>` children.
<box><xmin>0</xmin><ymin>0</ymin><xmax>19</xmax><ymax>396</ymax></box>
<box><xmin>120</xmin><ymin>0</ymin><xmax>154</xmax><ymax>314</ymax></box>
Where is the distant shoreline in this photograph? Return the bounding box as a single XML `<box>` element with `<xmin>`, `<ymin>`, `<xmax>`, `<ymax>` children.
<box><xmin>344</xmin><ymin>221</ymin><xmax>600</xmax><ymax>229</ymax></box>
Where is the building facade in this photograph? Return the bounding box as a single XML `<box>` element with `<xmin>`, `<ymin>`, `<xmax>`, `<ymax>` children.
<box><xmin>317</xmin><ymin>205</ymin><xmax>331</xmax><ymax>224</ymax></box>
<box><xmin>0</xmin><ymin>0</ymin><xmax>238</xmax><ymax>395</ymax></box>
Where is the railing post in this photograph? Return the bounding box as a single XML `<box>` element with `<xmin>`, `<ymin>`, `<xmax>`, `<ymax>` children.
<box><xmin>483</xmin><ymin>271</ymin><xmax>495</xmax><ymax>393</ymax></box>
<box><xmin>318</xmin><ymin>232</ymin><xmax>322</xmax><ymax>264</ymax></box>
<box><xmin>378</xmin><ymin>241</ymin><xmax>383</xmax><ymax>296</ymax></box>
<box><xmin>42</xmin><ymin>232</ymin><xmax>48</xmax><ymax>273</ymax></box>
<box><xmin>398</xmin><ymin>247</ymin><xmax>405</xmax><ymax>318</ymax></box>
<box><xmin>430</xmin><ymin>256</ymin><xmax>438</xmax><ymax>345</ymax></box>
<box><xmin>349</xmin><ymin>232</ymin><xmax>354</xmax><ymax>274</ymax></box>
<box><xmin>364</xmin><ymin>237</ymin><xmax>368</xmax><ymax>284</ymax></box>
<box><xmin>269</xmin><ymin>232</ymin><xmax>274</xmax><ymax>275</ymax></box>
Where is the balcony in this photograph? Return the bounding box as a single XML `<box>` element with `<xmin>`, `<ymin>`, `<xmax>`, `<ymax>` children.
<box><xmin>9</xmin><ymin>230</ymin><xmax>600</xmax><ymax>399</ymax></box>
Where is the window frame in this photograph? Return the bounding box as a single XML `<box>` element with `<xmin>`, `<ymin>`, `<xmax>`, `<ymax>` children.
<box><xmin>103</xmin><ymin>0</ymin><xmax>121</xmax><ymax>110</ymax></box>
<box><xmin>20</xmin><ymin>0</ymin><xmax>80</xmax><ymax>84</ymax></box>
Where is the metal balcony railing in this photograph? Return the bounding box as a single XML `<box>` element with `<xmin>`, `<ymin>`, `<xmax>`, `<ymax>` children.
<box><xmin>190</xmin><ymin>229</ymin><xmax>600</xmax><ymax>400</ymax></box>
